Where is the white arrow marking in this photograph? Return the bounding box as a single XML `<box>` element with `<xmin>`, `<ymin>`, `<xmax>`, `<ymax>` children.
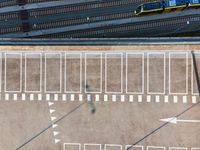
<box><xmin>51</xmin><ymin>116</ymin><xmax>56</xmax><ymax>121</ymax></box>
<box><xmin>160</xmin><ymin>117</ymin><xmax>200</xmax><ymax>124</ymax></box>
<box><xmin>50</xmin><ymin>109</ymin><xmax>55</xmax><ymax>114</ymax></box>
<box><xmin>52</xmin><ymin>124</ymin><xmax>58</xmax><ymax>128</ymax></box>
<box><xmin>48</xmin><ymin>102</ymin><xmax>54</xmax><ymax>106</ymax></box>
<box><xmin>55</xmin><ymin>139</ymin><xmax>61</xmax><ymax>144</ymax></box>
<box><xmin>53</xmin><ymin>131</ymin><xmax>59</xmax><ymax>136</ymax></box>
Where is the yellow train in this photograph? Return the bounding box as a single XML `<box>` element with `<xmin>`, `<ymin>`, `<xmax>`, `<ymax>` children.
<box><xmin>134</xmin><ymin>0</ymin><xmax>200</xmax><ymax>16</ymax></box>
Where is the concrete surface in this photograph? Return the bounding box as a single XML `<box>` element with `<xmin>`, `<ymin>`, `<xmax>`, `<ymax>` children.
<box><xmin>0</xmin><ymin>44</ymin><xmax>199</xmax><ymax>150</ymax></box>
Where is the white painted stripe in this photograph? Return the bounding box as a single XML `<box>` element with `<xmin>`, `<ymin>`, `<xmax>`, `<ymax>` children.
<box><xmin>95</xmin><ymin>94</ymin><xmax>99</xmax><ymax>102</ymax></box>
<box><xmin>62</xmin><ymin>94</ymin><xmax>66</xmax><ymax>101</ymax></box>
<box><xmin>121</xmin><ymin>95</ymin><xmax>125</xmax><ymax>102</ymax></box>
<box><xmin>71</xmin><ymin>94</ymin><xmax>75</xmax><ymax>101</ymax></box>
<box><xmin>192</xmin><ymin>96</ymin><xmax>197</xmax><ymax>104</ymax></box>
<box><xmin>155</xmin><ymin>95</ymin><xmax>160</xmax><ymax>103</ymax></box>
<box><xmin>173</xmin><ymin>96</ymin><xmax>178</xmax><ymax>103</ymax></box>
<box><xmin>87</xmin><ymin>94</ymin><xmax>91</xmax><ymax>101</ymax></box>
<box><xmin>13</xmin><ymin>94</ymin><xmax>17</xmax><ymax>101</ymax></box>
<box><xmin>112</xmin><ymin>95</ymin><xmax>116</xmax><ymax>102</ymax></box>
<box><xmin>104</xmin><ymin>95</ymin><xmax>108</xmax><ymax>102</ymax></box>
<box><xmin>164</xmin><ymin>95</ymin><xmax>169</xmax><ymax>103</ymax></box>
<box><xmin>147</xmin><ymin>95</ymin><xmax>151</xmax><ymax>102</ymax></box>
<box><xmin>54</xmin><ymin>94</ymin><xmax>58</xmax><ymax>101</ymax></box>
<box><xmin>138</xmin><ymin>95</ymin><xmax>142</xmax><ymax>102</ymax></box>
<box><xmin>38</xmin><ymin>94</ymin><xmax>42</xmax><ymax>101</ymax></box>
<box><xmin>22</xmin><ymin>93</ymin><xmax>25</xmax><ymax>101</ymax></box>
<box><xmin>129</xmin><ymin>95</ymin><xmax>133</xmax><ymax>102</ymax></box>
<box><xmin>30</xmin><ymin>94</ymin><xmax>34</xmax><ymax>101</ymax></box>
<box><xmin>183</xmin><ymin>96</ymin><xmax>187</xmax><ymax>103</ymax></box>
<box><xmin>5</xmin><ymin>94</ymin><xmax>9</xmax><ymax>100</ymax></box>
<box><xmin>46</xmin><ymin>94</ymin><xmax>50</xmax><ymax>101</ymax></box>
<box><xmin>79</xmin><ymin>94</ymin><xmax>83</xmax><ymax>101</ymax></box>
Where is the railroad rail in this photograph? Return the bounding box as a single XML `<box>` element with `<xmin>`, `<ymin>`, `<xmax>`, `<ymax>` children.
<box><xmin>0</xmin><ymin>0</ymin><xmax>148</xmax><ymax>35</ymax></box>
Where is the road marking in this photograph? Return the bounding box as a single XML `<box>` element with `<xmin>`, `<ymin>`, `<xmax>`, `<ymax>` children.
<box><xmin>105</xmin><ymin>53</ymin><xmax>123</xmax><ymax>93</ymax></box>
<box><xmin>53</xmin><ymin>131</ymin><xmax>59</xmax><ymax>136</ymax></box>
<box><xmin>147</xmin><ymin>95</ymin><xmax>151</xmax><ymax>103</ymax></box>
<box><xmin>169</xmin><ymin>52</ymin><xmax>188</xmax><ymax>95</ymax></box>
<box><xmin>62</xmin><ymin>94</ymin><xmax>66</xmax><ymax>101</ymax></box>
<box><xmin>65</xmin><ymin>53</ymin><xmax>82</xmax><ymax>93</ymax></box>
<box><xmin>173</xmin><ymin>96</ymin><xmax>178</xmax><ymax>103</ymax></box>
<box><xmin>105</xmin><ymin>144</ymin><xmax>122</xmax><ymax>150</ymax></box>
<box><xmin>129</xmin><ymin>95</ymin><xmax>134</xmax><ymax>102</ymax></box>
<box><xmin>54</xmin><ymin>94</ymin><xmax>58</xmax><ymax>101</ymax></box>
<box><xmin>30</xmin><ymin>94</ymin><xmax>34</xmax><ymax>101</ymax></box>
<box><xmin>160</xmin><ymin>117</ymin><xmax>200</xmax><ymax>124</ymax></box>
<box><xmin>121</xmin><ymin>95</ymin><xmax>125</xmax><ymax>102</ymax></box>
<box><xmin>25</xmin><ymin>53</ymin><xmax>42</xmax><ymax>93</ymax></box>
<box><xmin>64</xmin><ymin>143</ymin><xmax>81</xmax><ymax>150</ymax></box>
<box><xmin>192</xmin><ymin>96</ymin><xmax>197</xmax><ymax>103</ymax></box>
<box><xmin>71</xmin><ymin>94</ymin><xmax>75</xmax><ymax>101</ymax></box>
<box><xmin>112</xmin><ymin>95</ymin><xmax>116</xmax><ymax>102</ymax></box>
<box><xmin>164</xmin><ymin>95</ymin><xmax>169</xmax><ymax>103</ymax></box>
<box><xmin>79</xmin><ymin>94</ymin><xmax>83</xmax><ymax>101</ymax></box>
<box><xmin>104</xmin><ymin>95</ymin><xmax>108</xmax><ymax>102</ymax></box>
<box><xmin>45</xmin><ymin>53</ymin><xmax>62</xmax><ymax>93</ymax></box>
<box><xmin>147</xmin><ymin>146</ymin><xmax>166</xmax><ymax>150</ymax></box>
<box><xmin>46</xmin><ymin>94</ymin><xmax>50</xmax><ymax>101</ymax></box>
<box><xmin>5</xmin><ymin>53</ymin><xmax>22</xmax><ymax>93</ymax></box>
<box><xmin>126</xmin><ymin>53</ymin><xmax>144</xmax><ymax>94</ymax></box>
<box><xmin>126</xmin><ymin>145</ymin><xmax>143</xmax><ymax>150</ymax></box>
<box><xmin>84</xmin><ymin>143</ymin><xmax>101</xmax><ymax>150</ymax></box>
<box><xmin>95</xmin><ymin>94</ymin><xmax>99</xmax><ymax>102</ymax></box>
<box><xmin>147</xmin><ymin>52</ymin><xmax>165</xmax><ymax>94</ymax></box>
<box><xmin>5</xmin><ymin>94</ymin><xmax>9</xmax><ymax>101</ymax></box>
<box><xmin>155</xmin><ymin>95</ymin><xmax>160</xmax><ymax>103</ymax></box>
<box><xmin>182</xmin><ymin>96</ymin><xmax>187</xmax><ymax>103</ymax></box>
<box><xmin>85</xmin><ymin>53</ymin><xmax>102</xmax><ymax>93</ymax></box>
<box><xmin>22</xmin><ymin>93</ymin><xmax>25</xmax><ymax>100</ymax></box>
<box><xmin>50</xmin><ymin>109</ymin><xmax>55</xmax><ymax>114</ymax></box>
<box><xmin>13</xmin><ymin>94</ymin><xmax>17</xmax><ymax>101</ymax></box>
<box><xmin>38</xmin><ymin>94</ymin><xmax>42</xmax><ymax>101</ymax></box>
<box><xmin>48</xmin><ymin>102</ymin><xmax>54</xmax><ymax>106</ymax></box>
<box><xmin>169</xmin><ymin>147</ymin><xmax>187</xmax><ymax>150</ymax></box>
<box><xmin>138</xmin><ymin>95</ymin><xmax>142</xmax><ymax>102</ymax></box>
<box><xmin>52</xmin><ymin>124</ymin><xmax>58</xmax><ymax>128</ymax></box>
<box><xmin>87</xmin><ymin>94</ymin><xmax>91</xmax><ymax>101</ymax></box>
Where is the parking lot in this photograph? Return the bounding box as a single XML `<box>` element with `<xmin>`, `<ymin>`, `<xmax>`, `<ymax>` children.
<box><xmin>0</xmin><ymin>45</ymin><xmax>199</xmax><ymax>150</ymax></box>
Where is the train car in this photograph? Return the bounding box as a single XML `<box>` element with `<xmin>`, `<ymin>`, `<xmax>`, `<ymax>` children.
<box><xmin>134</xmin><ymin>0</ymin><xmax>200</xmax><ymax>16</ymax></box>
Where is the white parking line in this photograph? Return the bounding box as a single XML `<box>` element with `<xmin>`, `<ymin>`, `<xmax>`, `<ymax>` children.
<box><xmin>105</xmin><ymin>144</ymin><xmax>122</xmax><ymax>150</ymax></box>
<box><xmin>147</xmin><ymin>52</ymin><xmax>165</xmax><ymax>94</ymax></box>
<box><xmin>191</xmin><ymin>52</ymin><xmax>200</xmax><ymax>95</ymax></box>
<box><xmin>169</xmin><ymin>52</ymin><xmax>188</xmax><ymax>95</ymax></box>
<box><xmin>126</xmin><ymin>53</ymin><xmax>144</xmax><ymax>94</ymax></box>
<box><xmin>65</xmin><ymin>53</ymin><xmax>82</xmax><ymax>93</ymax></box>
<box><xmin>126</xmin><ymin>145</ymin><xmax>143</xmax><ymax>150</ymax></box>
<box><xmin>85</xmin><ymin>53</ymin><xmax>102</xmax><ymax>93</ymax></box>
<box><xmin>84</xmin><ymin>143</ymin><xmax>101</xmax><ymax>150</ymax></box>
<box><xmin>64</xmin><ymin>143</ymin><xmax>81</xmax><ymax>150</ymax></box>
<box><xmin>169</xmin><ymin>147</ymin><xmax>187</xmax><ymax>150</ymax></box>
<box><xmin>5</xmin><ymin>53</ymin><xmax>22</xmax><ymax>93</ymax></box>
<box><xmin>45</xmin><ymin>53</ymin><xmax>62</xmax><ymax>93</ymax></box>
<box><xmin>105</xmin><ymin>53</ymin><xmax>123</xmax><ymax>93</ymax></box>
<box><xmin>25</xmin><ymin>53</ymin><xmax>42</xmax><ymax>93</ymax></box>
<box><xmin>147</xmin><ymin>146</ymin><xmax>166</xmax><ymax>150</ymax></box>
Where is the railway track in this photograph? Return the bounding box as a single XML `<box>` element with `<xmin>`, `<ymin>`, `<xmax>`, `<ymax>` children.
<box><xmin>0</xmin><ymin>0</ymin><xmax>148</xmax><ymax>35</ymax></box>
<box><xmin>35</xmin><ymin>14</ymin><xmax>200</xmax><ymax>38</ymax></box>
